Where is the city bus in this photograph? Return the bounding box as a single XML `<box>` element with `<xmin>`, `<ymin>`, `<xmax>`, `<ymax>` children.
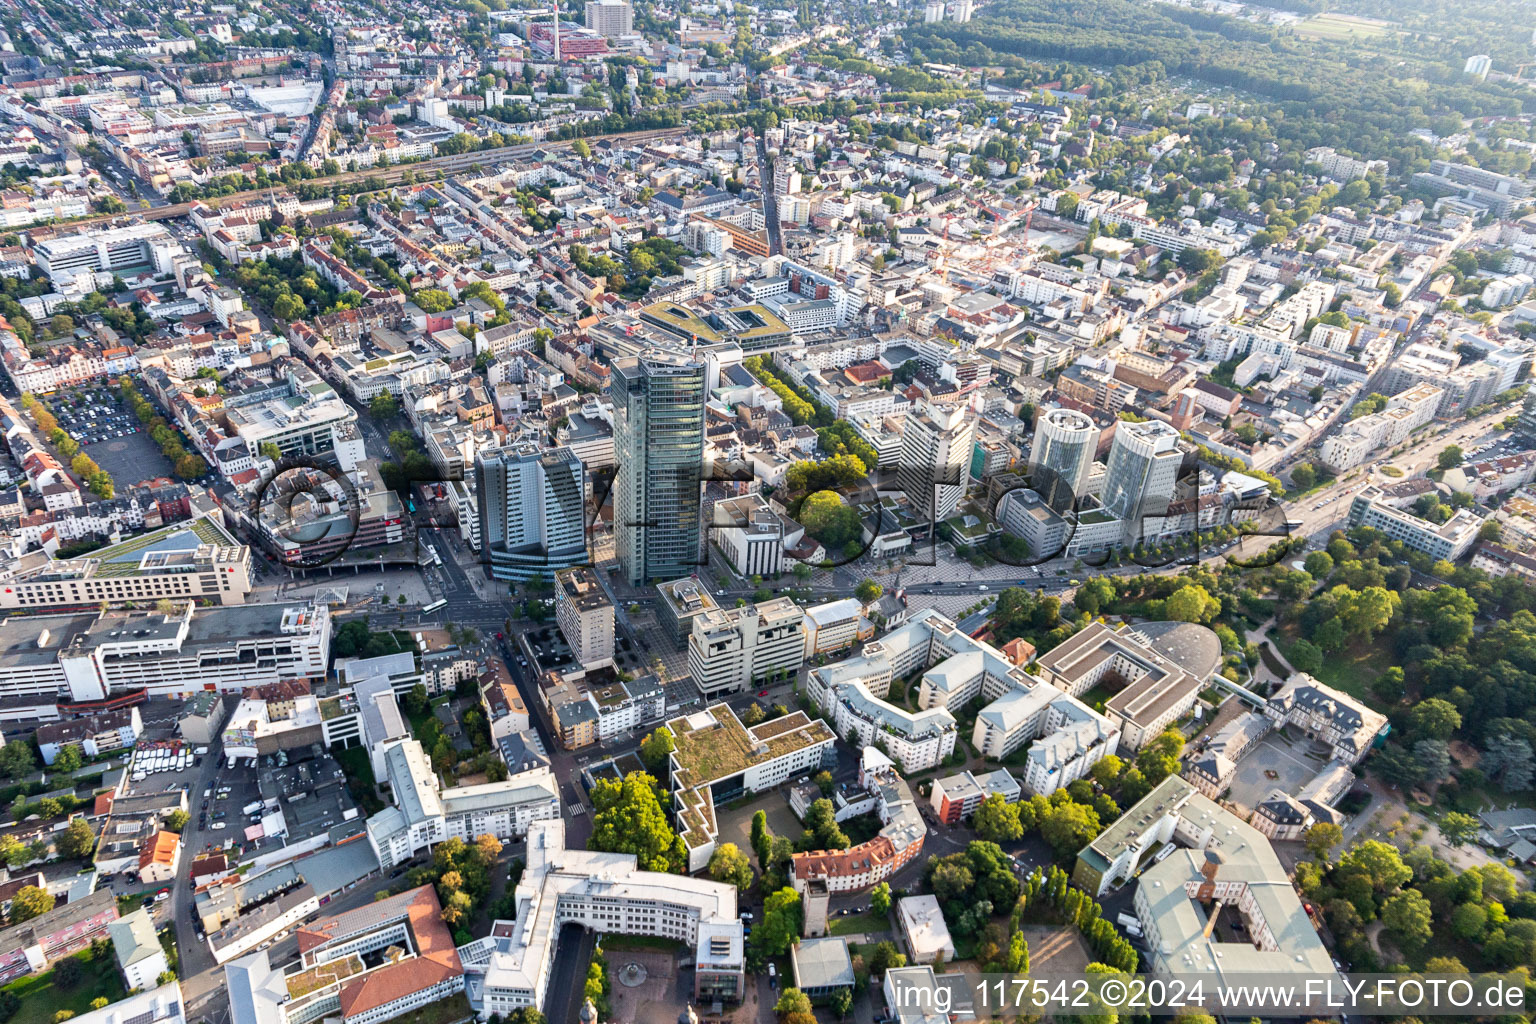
<box><xmin>422</xmin><ymin>599</ymin><xmax>448</xmax><ymax>613</ymax></box>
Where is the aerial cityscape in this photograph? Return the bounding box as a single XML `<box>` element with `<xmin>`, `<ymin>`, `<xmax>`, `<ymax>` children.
<box><xmin>0</xmin><ymin>0</ymin><xmax>1531</xmax><ymax>1020</ymax></box>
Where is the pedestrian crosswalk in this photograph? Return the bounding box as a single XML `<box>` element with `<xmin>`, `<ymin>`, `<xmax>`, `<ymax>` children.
<box><xmin>566</xmin><ymin>802</ymin><xmax>587</xmax><ymax>816</ymax></box>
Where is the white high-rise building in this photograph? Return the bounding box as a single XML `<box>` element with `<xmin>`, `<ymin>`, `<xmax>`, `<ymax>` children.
<box><xmin>476</xmin><ymin>443</ymin><xmax>588</xmax><ymax>581</ymax></box>
<box><xmin>1028</xmin><ymin>407</ymin><xmax>1097</xmax><ymax>511</ymax></box>
<box><xmin>554</xmin><ymin>567</ymin><xmax>615</xmax><ymax>670</ymax></box>
<box><xmin>584</xmin><ymin>0</ymin><xmax>633</xmax><ymax>36</ymax></box>
<box><xmin>1464</xmin><ymin>54</ymin><xmax>1492</xmax><ymax>80</ymax></box>
<box><xmin>687</xmin><ymin>597</ymin><xmax>806</xmax><ymax>699</ymax></box>
<box><xmin>923</xmin><ymin>0</ymin><xmax>945</xmax><ymax>21</ymax></box>
<box><xmin>1100</xmin><ymin>420</ymin><xmax>1182</xmax><ymax>543</ymax></box>
<box><xmin>899</xmin><ymin>402</ymin><xmax>975</xmax><ymax>525</ymax></box>
<box><xmin>948</xmin><ymin>0</ymin><xmax>973</xmax><ymax>22</ymax></box>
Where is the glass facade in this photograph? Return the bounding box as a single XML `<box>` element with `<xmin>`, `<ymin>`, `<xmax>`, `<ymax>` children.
<box><xmin>614</xmin><ymin>354</ymin><xmax>706</xmax><ymax>585</ymax></box>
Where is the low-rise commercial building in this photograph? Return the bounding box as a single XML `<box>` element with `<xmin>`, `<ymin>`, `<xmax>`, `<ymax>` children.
<box><xmin>667</xmin><ymin>703</ymin><xmax>835</xmax><ymax>871</ymax></box>
<box><xmin>895</xmin><ymin>896</ymin><xmax>955</xmax><ymax>965</ymax></box>
<box><xmin>365</xmin><ymin>739</ymin><xmax>559</xmax><ymax>869</ymax></box>
<box><xmin>461</xmin><ymin>819</ymin><xmax>743</xmax><ymax>1014</ymax></box>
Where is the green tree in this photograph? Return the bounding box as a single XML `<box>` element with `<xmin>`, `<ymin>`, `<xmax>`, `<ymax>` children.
<box><xmin>9</xmin><ymin>886</ymin><xmax>53</xmax><ymax>923</ymax></box>
<box><xmin>855</xmin><ymin>579</ymin><xmax>883</xmax><ymax>605</ymax></box>
<box><xmin>588</xmin><ymin>772</ymin><xmax>685</xmax><ymax>872</ymax></box>
<box><xmin>708</xmin><ymin>842</ymin><xmax>753</xmax><ymax>890</ymax></box>
<box><xmin>972</xmin><ymin>793</ymin><xmax>1023</xmax><ymax>843</ymax></box>
<box><xmin>750</xmin><ymin>810</ymin><xmax>771</xmax><ymax>868</ymax></box>
<box><xmin>369</xmin><ymin>392</ymin><xmax>399</xmax><ymax>419</ymax></box>
<box><xmin>166</xmin><ymin>809</ymin><xmax>190</xmax><ymax>832</ymax></box>
<box><xmin>1438</xmin><ymin>445</ymin><xmax>1464</xmax><ymax>470</ymax></box>
<box><xmin>402</xmin><ymin>683</ymin><xmax>429</xmax><ymax>717</ymax></box>
<box><xmin>1073</xmin><ymin>577</ymin><xmax>1115</xmax><ymax>616</ymax></box>
<box><xmin>1303</xmin><ymin>823</ymin><xmax>1342</xmax><ymax>862</ymax></box>
<box><xmin>638</xmin><ymin>727</ymin><xmax>675</xmax><ymax>775</ymax></box>
<box><xmin>55</xmin><ymin>818</ymin><xmax>95</xmax><ymax>860</ymax></box>
<box><xmin>870</xmin><ymin>881</ymin><xmax>891</xmax><ymax>916</ymax></box>
<box><xmin>1440</xmin><ymin>812</ymin><xmax>1480</xmax><ymax>848</ymax></box>
<box><xmin>1381</xmin><ymin>889</ymin><xmax>1434</xmax><ymax>951</ymax></box>
<box><xmin>1302</xmin><ymin>551</ymin><xmax>1334</xmax><ymax>578</ymax></box>
<box><xmin>1164</xmin><ymin>584</ymin><xmax>1219</xmax><ymax>624</ymax></box>
<box><xmin>775</xmin><ymin>989</ymin><xmax>812</xmax><ymax>1018</ymax></box>
<box><xmin>1290</xmin><ymin>463</ymin><xmax>1316</xmax><ymax>490</ymax></box>
<box><xmin>754</xmin><ymin>887</ymin><xmax>802</xmax><ymax>957</ymax></box>
<box><xmin>414</xmin><ymin>289</ymin><xmax>454</xmax><ymax>313</ymax></box>
<box><xmin>0</xmin><ymin>743</ymin><xmax>34</xmax><ymax>780</ymax></box>
<box><xmin>271</xmin><ymin>293</ymin><xmax>306</xmax><ymax>320</ymax></box>
<box><xmin>52</xmin><ymin>959</ymin><xmax>82</xmax><ymax>988</ymax></box>
<box><xmin>1040</xmin><ymin>802</ymin><xmax>1101</xmax><ymax>857</ymax></box>
<box><xmin>52</xmin><ymin>744</ymin><xmax>83</xmax><ymax>773</ymax></box>
<box><xmin>1329</xmin><ymin>584</ymin><xmax>1399</xmax><ymax>639</ymax></box>
<box><xmin>830</xmin><ymin>988</ymin><xmax>852</xmax><ymax>1019</ymax></box>
<box><xmin>1409</xmin><ymin>698</ymin><xmax>1461</xmax><ymax>741</ymax></box>
<box><xmin>868</xmin><ymin>940</ymin><xmax>906</xmax><ymax>977</ymax></box>
<box><xmin>800</xmin><ymin>798</ymin><xmax>850</xmax><ymax>850</ymax></box>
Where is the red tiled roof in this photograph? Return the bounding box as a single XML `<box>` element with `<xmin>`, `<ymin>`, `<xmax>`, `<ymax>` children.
<box><xmin>139</xmin><ymin>830</ymin><xmax>180</xmax><ymax>869</ymax></box>
<box><xmin>299</xmin><ymin>886</ymin><xmax>463</xmax><ymax>1020</ymax></box>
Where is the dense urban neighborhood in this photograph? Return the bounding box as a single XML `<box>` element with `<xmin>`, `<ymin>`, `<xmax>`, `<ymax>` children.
<box><xmin>0</xmin><ymin>0</ymin><xmax>1532</xmax><ymax>1021</ymax></box>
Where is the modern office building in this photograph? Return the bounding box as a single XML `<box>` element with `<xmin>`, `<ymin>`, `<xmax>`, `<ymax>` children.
<box><xmin>1035</xmin><ymin>620</ymin><xmax>1219</xmax><ymax>751</ymax></box>
<box><xmin>0</xmin><ymin>517</ymin><xmax>253</xmax><ymax>612</ymax></box>
<box><xmin>462</xmin><ymin>819</ymin><xmax>743</xmax><ymax>1013</ymax></box>
<box><xmin>34</xmin><ymin>224</ymin><xmax>177</xmax><ymax>277</ymax></box>
<box><xmin>710</xmin><ymin>493</ymin><xmax>786</xmax><ymax>577</ymax></box>
<box><xmin>1100</xmin><ymin>419</ymin><xmax>1182</xmax><ymax>541</ymax></box>
<box><xmin>364</xmin><ymin>738</ymin><xmax>560</xmax><ymax>868</ymax></box>
<box><xmin>1027</xmin><ymin>407</ymin><xmax>1096</xmax><ymax>510</ymax></box>
<box><xmin>476</xmin><ymin>443</ymin><xmax>588</xmax><ymax>581</ymax></box>
<box><xmin>1074</xmin><ymin>776</ymin><xmax>1337</xmax><ymax>985</ymax></box>
<box><xmin>553</xmin><ymin>567</ymin><xmax>615</xmax><ymax>670</ymax></box>
<box><xmin>898</xmin><ymin>401</ymin><xmax>975</xmax><ymax>524</ymax></box>
<box><xmin>667</xmin><ymin>703</ymin><xmax>835</xmax><ymax>870</ymax></box>
<box><xmin>1347</xmin><ymin>484</ymin><xmax>1482</xmax><ymax>560</ymax></box>
<box><xmin>686</xmin><ymin>597</ymin><xmax>806</xmax><ymax>699</ymax></box>
<box><xmin>225</xmin><ymin>887</ymin><xmax>465</xmax><ymax>1024</ymax></box>
<box><xmin>0</xmin><ymin>603</ymin><xmax>330</xmax><ymax>711</ymax></box>
<box><xmin>613</xmin><ymin>353</ymin><xmax>706</xmax><ymax>585</ymax></box>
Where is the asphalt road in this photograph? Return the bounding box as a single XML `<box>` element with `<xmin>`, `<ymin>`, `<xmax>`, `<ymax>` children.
<box><xmin>544</xmin><ymin>923</ymin><xmax>596</xmax><ymax>1024</ymax></box>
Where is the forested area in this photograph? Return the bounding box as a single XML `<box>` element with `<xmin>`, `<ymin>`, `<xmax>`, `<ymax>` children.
<box><xmin>901</xmin><ymin>0</ymin><xmax>1534</xmax><ymax>167</ymax></box>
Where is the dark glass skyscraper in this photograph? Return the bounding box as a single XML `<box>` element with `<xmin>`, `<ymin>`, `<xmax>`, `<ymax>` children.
<box><xmin>613</xmin><ymin>352</ymin><xmax>706</xmax><ymax>585</ymax></box>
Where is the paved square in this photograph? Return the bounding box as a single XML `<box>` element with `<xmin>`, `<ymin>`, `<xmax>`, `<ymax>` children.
<box><xmin>1224</xmin><ymin>732</ymin><xmax>1331</xmax><ymax>814</ymax></box>
<box><xmin>85</xmin><ymin>431</ymin><xmax>176</xmax><ymax>489</ymax></box>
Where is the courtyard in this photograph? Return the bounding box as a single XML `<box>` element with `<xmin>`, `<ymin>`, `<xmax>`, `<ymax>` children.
<box><xmin>1224</xmin><ymin>731</ymin><xmax>1334</xmax><ymax>815</ymax></box>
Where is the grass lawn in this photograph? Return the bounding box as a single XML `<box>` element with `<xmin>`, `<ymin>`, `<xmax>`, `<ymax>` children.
<box><xmin>331</xmin><ymin>744</ymin><xmax>384</xmax><ymax>815</ymax></box>
<box><xmin>1275</xmin><ymin>631</ymin><xmax>1386</xmax><ymax>704</ymax></box>
<box><xmin>1295</xmin><ymin>12</ymin><xmax>1392</xmax><ymax>39</ymax></box>
<box><xmin>3</xmin><ymin>951</ymin><xmax>126</xmax><ymax>1024</ymax></box>
<box><xmin>406</xmin><ymin>707</ymin><xmax>443</xmax><ymax>750</ymax></box>
<box><xmin>828</xmin><ymin>911</ymin><xmax>890</xmax><ymax>937</ymax></box>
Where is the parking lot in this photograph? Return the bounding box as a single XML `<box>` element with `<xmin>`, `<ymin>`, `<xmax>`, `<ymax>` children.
<box><xmin>48</xmin><ymin>383</ymin><xmax>177</xmax><ymax>487</ymax></box>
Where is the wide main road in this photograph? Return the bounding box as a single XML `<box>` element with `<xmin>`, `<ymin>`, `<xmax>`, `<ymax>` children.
<box><xmin>45</xmin><ymin>126</ymin><xmax>688</xmax><ymax>233</ymax></box>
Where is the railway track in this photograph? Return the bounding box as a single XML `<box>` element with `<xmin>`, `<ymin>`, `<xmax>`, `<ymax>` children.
<box><xmin>44</xmin><ymin>126</ymin><xmax>687</xmax><ymax>232</ymax></box>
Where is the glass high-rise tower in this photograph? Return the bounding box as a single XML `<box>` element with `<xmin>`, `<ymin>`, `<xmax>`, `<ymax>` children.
<box><xmin>613</xmin><ymin>352</ymin><xmax>706</xmax><ymax>585</ymax></box>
